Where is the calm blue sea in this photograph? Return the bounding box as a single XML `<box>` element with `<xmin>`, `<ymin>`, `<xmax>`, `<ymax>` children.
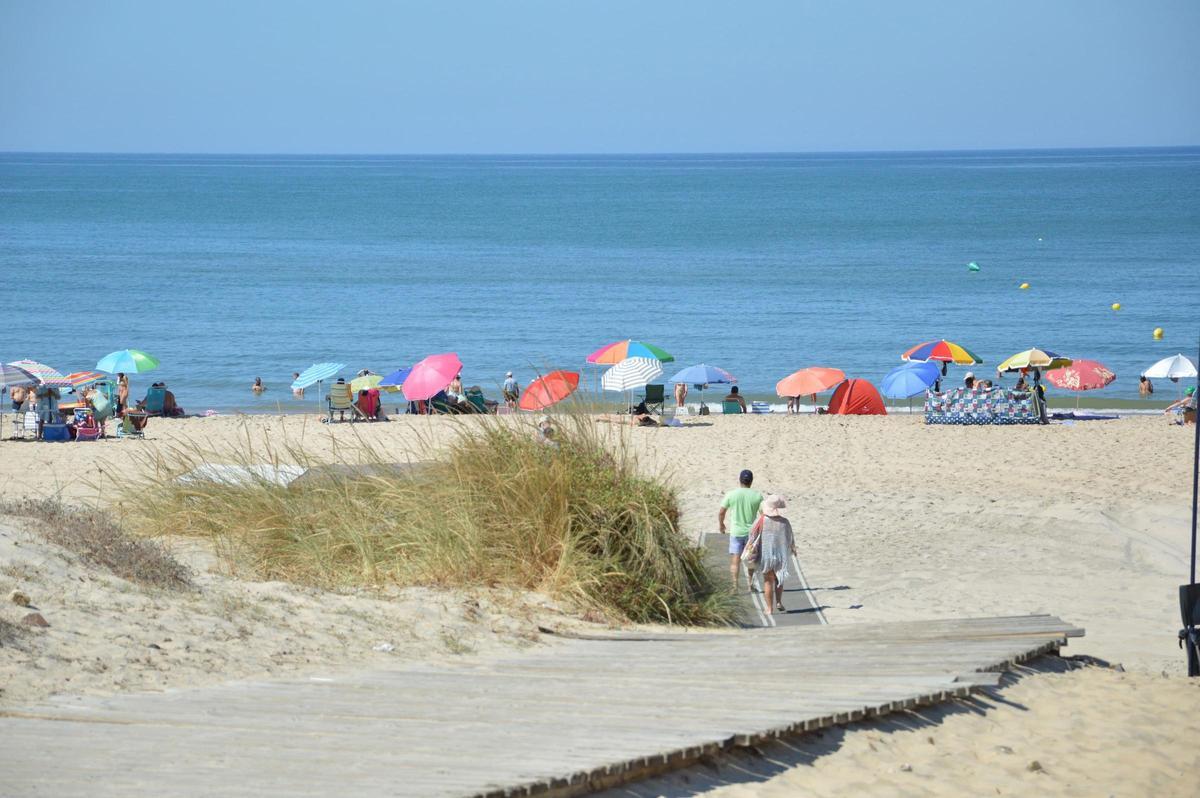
<box><xmin>1</xmin><ymin>149</ymin><xmax>1197</xmax><ymax>412</ymax></box>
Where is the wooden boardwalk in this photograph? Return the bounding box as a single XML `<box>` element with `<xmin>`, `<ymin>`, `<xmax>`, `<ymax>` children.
<box><xmin>699</xmin><ymin>531</ymin><xmax>826</xmax><ymax>628</ymax></box>
<box><xmin>0</xmin><ymin>614</ymin><xmax>1082</xmax><ymax>798</ymax></box>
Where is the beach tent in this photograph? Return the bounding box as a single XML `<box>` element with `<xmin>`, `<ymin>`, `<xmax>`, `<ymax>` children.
<box><xmin>827</xmin><ymin>379</ymin><xmax>887</xmax><ymax>416</ymax></box>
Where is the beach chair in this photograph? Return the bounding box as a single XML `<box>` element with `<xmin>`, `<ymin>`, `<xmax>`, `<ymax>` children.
<box><xmin>640</xmin><ymin>384</ymin><xmax>665</xmax><ymax>415</ymax></box>
<box><xmin>464</xmin><ymin>387</ymin><xmax>488</xmax><ymax>414</ymax></box>
<box><xmin>352</xmin><ymin>389</ymin><xmax>380</xmax><ymax>421</ymax></box>
<box><xmin>74</xmin><ymin>411</ymin><xmax>103</xmax><ymax>442</ymax></box>
<box><xmin>140</xmin><ymin>386</ymin><xmax>166</xmax><ymax>416</ymax></box>
<box><xmin>722</xmin><ymin>400</ymin><xmax>745</xmax><ymax>415</ymax></box>
<box><xmin>21</xmin><ymin>411</ymin><xmax>39</xmax><ymax>438</ymax></box>
<box><xmin>327</xmin><ymin>382</ymin><xmax>354</xmax><ymax>422</ymax></box>
<box><xmin>117</xmin><ymin>411</ymin><xmax>147</xmax><ymax>439</ymax></box>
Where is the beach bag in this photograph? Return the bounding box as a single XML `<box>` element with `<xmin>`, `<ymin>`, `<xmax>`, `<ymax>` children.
<box><xmin>740</xmin><ymin>516</ymin><xmax>764</xmax><ymax>571</ymax></box>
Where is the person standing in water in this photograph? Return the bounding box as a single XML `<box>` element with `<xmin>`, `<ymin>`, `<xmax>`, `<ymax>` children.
<box><xmin>292</xmin><ymin>372</ymin><xmax>304</xmax><ymax>398</ymax></box>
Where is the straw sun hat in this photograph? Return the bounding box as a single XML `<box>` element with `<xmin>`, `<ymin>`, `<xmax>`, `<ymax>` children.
<box><xmin>762</xmin><ymin>495</ymin><xmax>787</xmax><ymax>517</ymax></box>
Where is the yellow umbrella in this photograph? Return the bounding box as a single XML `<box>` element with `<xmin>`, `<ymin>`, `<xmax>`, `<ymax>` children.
<box><xmin>350</xmin><ymin>374</ymin><xmax>382</xmax><ymax>392</ymax></box>
<box><xmin>997</xmin><ymin>348</ymin><xmax>1072</xmax><ymax>372</ymax></box>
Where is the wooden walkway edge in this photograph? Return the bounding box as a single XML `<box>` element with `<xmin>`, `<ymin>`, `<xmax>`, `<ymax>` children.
<box><xmin>0</xmin><ymin>614</ymin><xmax>1083</xmax><ymax>798</ymax></box>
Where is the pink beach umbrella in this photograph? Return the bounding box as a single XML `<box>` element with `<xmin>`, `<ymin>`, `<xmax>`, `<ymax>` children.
<box><xmin>1045</xmin><ymin>359</ymin><xmax>1116</xmax><ymax>392</ymax></box>
<box><xmin>402</xmin><ymin>353</ymin><xmax>463</xmax><ymax>401</ymax></box>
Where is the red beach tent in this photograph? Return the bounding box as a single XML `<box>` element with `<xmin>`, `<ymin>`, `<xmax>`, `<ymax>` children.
<box><xmin>827</xmin><ymin>379</ymin><xmax>887</xmax><ymax>416</ymax></box>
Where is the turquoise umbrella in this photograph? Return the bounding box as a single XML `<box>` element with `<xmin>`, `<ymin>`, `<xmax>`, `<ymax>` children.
<box><xmin>97</xmin><ymin>349</ymin><xmax>160</xmax><ymax>374</ymax></box>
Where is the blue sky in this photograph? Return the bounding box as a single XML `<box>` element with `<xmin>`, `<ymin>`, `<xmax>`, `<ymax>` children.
<box><xmin>1</xmin><ymin>0</ymin><xmax>1196</xmax><ymax>153</ymax></box>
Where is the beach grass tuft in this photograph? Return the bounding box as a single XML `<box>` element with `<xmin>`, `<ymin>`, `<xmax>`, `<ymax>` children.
<box><xmin>3</xmin><ymin>498</ymin><xmax>193</xmax><ymax>591</ymax></box>
<box><xmin>120</xmin><ymin>414</ymin><xmax>735</xmax><ymax>625</ymax></box>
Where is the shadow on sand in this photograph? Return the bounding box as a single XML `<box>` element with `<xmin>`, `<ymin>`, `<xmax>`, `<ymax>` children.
<box><xmin>594</xmin><ymin>656</ymin><xmax>1108</xmax><ymax>798</ymax></box>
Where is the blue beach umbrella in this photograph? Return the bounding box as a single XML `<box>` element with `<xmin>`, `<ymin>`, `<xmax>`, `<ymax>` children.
<box><xmin>292</xmin><ymin>362</ymin><xmax>346</xmax><ymax>408</ymax></box>
<box><xmin>378</xmin><ymin>367</ymin><xmax>412</xmax><ymax>389</ymax></box>
<box><xmin>667</xmin><ymin>363</ymin><xmax>735</xmax><ymax>410</ymax></box>
<box><xmin>880</xmin><ymin>362</ymin><xmax>941</xmax><ymax>409</ymax></box>
<box><xmin>666</xmin><ymin>363</ymin><xmax>736</xmax><ymax>386</ymax></box>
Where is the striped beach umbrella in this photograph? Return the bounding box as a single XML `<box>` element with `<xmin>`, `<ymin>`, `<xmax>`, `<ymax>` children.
<box><xmin>601</xmin><ymin>357</ymin><xmax>663</xmax><ymax>392</ymax></box>
<box><xmin>7</xmin><ymin>360</ymin><xmax>70</xmax><ymax>386</ymax></box>
<box><xmin>901</xmin><ymin>340</ymin><xmax>982</xmax><ymax>366</ymax></box>
<box><xmin>96</xmin><ymin>349</ymin><xmax>160</xmax><ymax>374</ymax></box>
<box><xmin>587</xmin><ymin>340</ymin><xmax>674</xmax><ymax>365</ymax></box>
<box><xmin>997</xmin><ymin>348</ymin><xmax>1071</xmax><ymax>372</ymax></box>
<box><xmin>292</xmin><ymin>362</ymin><xmax>347</xmax><ymax>390</ymax></box>
<box><xmin>0</xmin><ymin>362</ymin><xmax>37</xmax><ymax>389</ymax></box>
<box><xmin>63</xmin><ymin>371</ymin><xmax>107</xmax><ymax>388</ymax></box>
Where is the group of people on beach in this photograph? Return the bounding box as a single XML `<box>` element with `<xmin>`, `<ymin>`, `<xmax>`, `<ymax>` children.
<box><xmin>718</xmin><ymin>469</ymin><xmax>795</xmax><ymax>617</ymax></box>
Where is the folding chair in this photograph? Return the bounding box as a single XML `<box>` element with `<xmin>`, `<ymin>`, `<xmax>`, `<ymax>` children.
<box><xmin>640</xmin><ymin>384</ymin><xmax>666</xmax><ymax>415</ymax></box>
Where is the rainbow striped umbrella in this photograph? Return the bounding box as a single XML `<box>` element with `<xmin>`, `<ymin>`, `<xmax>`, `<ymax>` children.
<box><xmin>997</xmin><ymin>348</ymin><xmax>1071</xmax><ymax>372</ymax></box>
<box><xmin>586</xmin><ymin>340</ymin><xmax>674</xmax><ymax>365</ymax></box>
<box><xmin>900</xmin><ymin>340</ymin><xmax>982</xmax><ymax>366</ymax></box>
<box><xmin>7</xmin><ymin>360</ymin><xmax>70</xmax><ymax>386</ymax></box>
<box><xmin>63</xmin><ymin>371</ymin><xmax>107</xmax><ymax>388</ymax></box>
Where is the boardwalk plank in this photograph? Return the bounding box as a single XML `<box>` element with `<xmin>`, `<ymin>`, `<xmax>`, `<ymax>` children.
<box><xmin>1</xmin><ymin>614</ymin><xmax>1081</xmax><ymax>798</ymax></box>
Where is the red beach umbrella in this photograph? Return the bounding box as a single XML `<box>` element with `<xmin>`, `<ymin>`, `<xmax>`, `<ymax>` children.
<box><xmin>1045</xmin><ymin>359</ymin><xmax>1116</xmax><ymax>392</ymax></box>
<box><xmin>402</xmin><ymin>353</ymin><xmax>463</xmax><ymax>401</ymax></box>
<box><xmin>518</xmin><ymin>371</ymin><xmax>580</xmax><ymax>411</ymax></box>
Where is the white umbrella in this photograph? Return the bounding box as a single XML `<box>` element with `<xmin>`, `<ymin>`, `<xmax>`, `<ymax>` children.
<box><xmin>1142</xmin><ymin>354</ymin><xmax>1198</xmax><ymax>380</ymax></box>
<box><xmin>601</xmin><ymin>357</ymin><xmax>663</xmax><ymax>392</ymax></box>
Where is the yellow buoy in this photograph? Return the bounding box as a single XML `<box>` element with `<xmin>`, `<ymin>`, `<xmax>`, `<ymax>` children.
<box><xmin>1153</xmin><ymin>327</ymin><xmax>1164</xmax><ymax>340</ymax></box>
<box><xmin>1111</xmin><ymin>303</ymin><xmax>1121</xmax><ymax>311</ymax></box>
<box><xmin>1019</xmin><ymin>282</ymin><xmax>1030</xmax><ymax>290</ymax></box>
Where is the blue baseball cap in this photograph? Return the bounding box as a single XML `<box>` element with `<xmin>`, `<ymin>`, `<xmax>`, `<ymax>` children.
<box><xmin>739</xmin><ymin>469</ymin><xmax>753</xmax><ymax>484</ymax></box>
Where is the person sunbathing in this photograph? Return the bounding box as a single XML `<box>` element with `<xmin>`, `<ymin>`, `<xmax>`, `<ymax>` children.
<box><xmin>723</xmin><ymin>386</ymin><xmax>747</xmax><ymax>412</ymax></box>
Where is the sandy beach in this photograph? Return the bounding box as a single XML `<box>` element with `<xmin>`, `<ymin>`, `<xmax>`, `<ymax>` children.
<box><xmin>1</xmin><ymin>410</ymin><xmax>1196</xmax><ymax>793</ymax></box>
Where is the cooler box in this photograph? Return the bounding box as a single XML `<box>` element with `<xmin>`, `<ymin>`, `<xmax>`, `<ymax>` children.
<box><xmin>42</xmin><ymin>423</ymin><xmax>71</xmax><ymax>442</ymax></box>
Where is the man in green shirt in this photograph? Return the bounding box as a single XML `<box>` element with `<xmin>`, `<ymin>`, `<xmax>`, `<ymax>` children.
<box><xmin>718</xmin><ymin>469</ymin><xmax>763</xmax><ymax>588</ymax></box>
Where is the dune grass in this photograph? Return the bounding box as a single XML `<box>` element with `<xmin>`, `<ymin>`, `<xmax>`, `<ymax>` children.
<box><xmin>121</xmin><ymin>414</ymin><xmax>735</xmax><ymax>626</ymax></box>
<box><xmin>2</xmin><ymin>498</ymin><xmax>193</xmax><ymax>591</ymax></box>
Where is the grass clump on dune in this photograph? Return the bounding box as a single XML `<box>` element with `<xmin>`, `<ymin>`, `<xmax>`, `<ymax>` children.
<box><xmin>122</xmin><ymin>416</ymin><xmax>735</xmax><ymax>626</ymax></box>
<box><xmin>2</xmin><ymin>498</ymin><xmax>193</xmax><ymax>591</ymax></box>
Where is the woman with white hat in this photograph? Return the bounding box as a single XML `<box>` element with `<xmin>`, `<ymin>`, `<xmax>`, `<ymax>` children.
<box><xmin>758</xmin><ymin>494</ymin><xmax>796</xmax><ymax>615</ymax></box>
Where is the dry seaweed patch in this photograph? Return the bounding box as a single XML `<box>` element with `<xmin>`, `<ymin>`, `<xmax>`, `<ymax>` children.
<box><xmin>2</xmin><ymin>499</ymin><xmax>193</xmax><ymax>591</ymax></box>
<box><xmin>123</xmin><ymin>415</ymin><xmax>735</xmax><ymax>626</ymax></box>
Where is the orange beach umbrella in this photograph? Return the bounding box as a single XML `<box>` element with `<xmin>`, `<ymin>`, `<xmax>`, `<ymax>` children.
<box><xmin>776</xmin><ymin>367</ymin><xmax>846</xmax><ymax>397</ymax></box>
<box><xmin>518</xmin><ymin>370</ymin><xmax>580</xmax><ymax>411</ymax></box>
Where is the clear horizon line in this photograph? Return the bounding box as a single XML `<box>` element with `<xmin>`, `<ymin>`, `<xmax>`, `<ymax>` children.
<box><xmin>2</xmin><ymin>143</ymin><xmax>1198</xmax><ymax>158</ymax></box>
